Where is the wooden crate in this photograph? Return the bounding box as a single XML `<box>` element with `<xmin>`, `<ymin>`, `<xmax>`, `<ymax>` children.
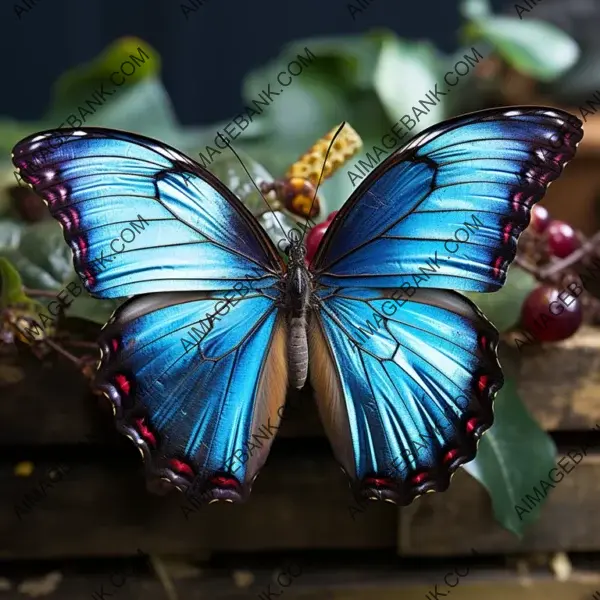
<box><xmin>1</xmin><ymin>328</ymin><xmax>600</xmax><ymax>562</ymax></box>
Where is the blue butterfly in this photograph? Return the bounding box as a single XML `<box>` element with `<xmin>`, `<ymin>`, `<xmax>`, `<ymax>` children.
<box><xmin>11</xmin><ymin>106</ymin><xmax>582</xmax><ymax>506</ymax></box>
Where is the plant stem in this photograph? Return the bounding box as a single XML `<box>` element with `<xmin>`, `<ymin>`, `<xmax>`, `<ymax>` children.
<box><xmin>515</xmin><ymin>256</ymin><xmax>539</xmax><ymax>276</ymax></box>
<box><xmin>539</xmin><ymin>231</ymin><xmax>600</xmax><ymax>279</ymax></box>
<box><xmin>43</xmin><ymin>338</ymin><xmax>81</xmax><ymax>366</ymax></box>
<box><xmin>62</xmin><ymin>340</ymin><xmax>98</xmax><ymax>350</ymax></box>
<box><xmin>23</xmin><ymin>288</ymin><xmax>56</xmax><ymax>299</ymax></box>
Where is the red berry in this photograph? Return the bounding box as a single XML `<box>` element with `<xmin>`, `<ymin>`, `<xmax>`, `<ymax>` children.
<box><xmin>520</xmin><ymin>285</ymin><xmax>583</xmax><ymax>343</ymax></box>
<box><xmin>305</xmin><ymin>222</ymin><xmax>330</xmax><ymax>264</ymax></box>
<box><xmin>530</xmin><ymin>205</ymin><xmax>550</xmax><ymax>233</ymax></box>
<box><xmin>547</xmin><ymin>220</ymin><xmax>581</xmax><ymax>258</ymax></box>
<box><xmin>326</xmin><ymin>210</ymin><xmax>339</xmax><ymax>223</ymax></box>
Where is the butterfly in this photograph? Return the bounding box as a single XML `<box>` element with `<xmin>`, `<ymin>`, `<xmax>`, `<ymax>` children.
<box><xmin>11</xmin><ymin>106</ymin><xmax>582</xmax><ymax>506</ymax></box>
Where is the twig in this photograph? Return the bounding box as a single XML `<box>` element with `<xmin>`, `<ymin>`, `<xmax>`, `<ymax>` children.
<box><xmin>539</xmin><ymin>231</ymin><xmax>600</xmax><ymax>279</ymax></box>
<box><xmin>22</xmin><ymin>288</ymin><xmax>57</xmax><ymax>299</ymax></box>
<box><xmin>61</xmin><ymin>340</ymin><xmax>98</xmax><ymax>350</ymax></box>
<box><xmin>42</xmin><ymin>338</ymin><xmax>82</xmax><ymax>367</ymax></box>
<box><xmin>514</xmin><ymin>256</ymin><xmax>539</xmax><ymax>277</ymax></box>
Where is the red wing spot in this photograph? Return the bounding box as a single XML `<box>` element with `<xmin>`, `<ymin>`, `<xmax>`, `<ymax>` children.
<box><xmin>363</xmin><ymin>476</ymin><xmax>394</xmax><ymax>488</ymax></box>
<box><xmin>210</xmin><ymin>475</ymin><xmax>240</xmax><ymax>489</ymax></box>
<box><xmin>443</xmin><ymin>449</ymin><xmax>460</xmax><ymax>463</ymax></box>
<box><xmin>502</xmin><ymin>223</ymin><xmax>513</xmax><ymax>244</ymax></box>
<box><xmin>58</xmin><ymin>211</ymin><xmax>71</xmax><ymax>231</ymax></box>
<box><xmin>114</xmin><ymin>374</ymin><xmax>130</xmax><ymax>395</ymax></box>
<box><xmin>45</xmin><ymin>191</ymin><xmax>56</xmax><ymax>207</ymax></box>
<box><xmin>169</xmin><ymin>458</ymin><xmax>193</xmax><ymax>476</ymax></box>
<box><xmin>111</xmin><ymin>338</ymin><xmax>119</xmax><ymax>353</ymax></box>
<box><xmin>466</xmin><ymin>418</ymin><xmax>479</xmax><ymax>434</ymax></box>
<box><xmin>411</xmin><ymin>472</ymin><xmax>429</xmax><ymax>485</ymax></box>
<box><xmin>478</xmin><ymin>374</ymin><xmax>489</xmax><ymax>394</ymax></box>
<box><xmin>83</xmin><ymin>269</ymin><xmax>95</xmax><ymax>287</ymax></box>
<box><xmin>135</xmin><ymin>418</ymin><xmax>157</xmax><ymax>447</ymax></box>
<box><xmin>512</xmin><ymin>191</ymin><xmax>524</xmax><ymax>212</ymax></box>
<box><xmin>76</xmin><ymin>237</ymin><xmax>87</xmax><ymax>258</ymax></box>
<box><xmin>492</xmin><ymin>256</ymin><xmax>504</xmax><ymax>279</ymax></box>
<box><xmin>69</xmin><ymin>208</ymin><xmax>80</xmax><ymax>229</ymax></box>
<box><xmin>479</xmin><ymin>335</ymin><xmax>487</xmax><ymax>351</ymax></box>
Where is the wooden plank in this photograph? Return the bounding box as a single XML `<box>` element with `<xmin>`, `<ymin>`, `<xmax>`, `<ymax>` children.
<box><xmin>0</xmin><ymin>443</ymin><xmax>396</xmax><ymax>559</ymax></box>
<box><xmin>398</xmin><ymin>452</ymin><xmax>600</xmax><ymax>556</ymax></box>
<box><xmin>0</xmin><ymin>562</ymin><xmax>598</xmax><ymax>600</ymax></box>
<box><xmin>515</xmin><ymin>326</ymin><xmax>600</xmax><ymax>431</ymax></box>
<box><xmin>3</xmin><ymin>327</ymin><xmax>600</xmax><ymax>446</ymax></box>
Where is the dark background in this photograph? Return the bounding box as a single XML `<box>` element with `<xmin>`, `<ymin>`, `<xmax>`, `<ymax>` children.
<box><xmin>0</xmin><ymin>0</ymin><xmax>507</xmax><ymax>125</ymax></box>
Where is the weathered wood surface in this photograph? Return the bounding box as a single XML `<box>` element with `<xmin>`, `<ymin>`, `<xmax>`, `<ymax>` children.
<box><xmin>515</xmin><ymin>326</ymin><xmax>600</xmax><ymax>430</ymax></box>
<box><xmin>2</xmin><ymin>327</ymin><xmax>600</xmax><ymax>446</ymax></box>
<box><xmin>398</xmin><ymin>452</ymin><xmax>600</xmax><ymax>556</ymax></box>
<box><xmin>2</xmin><ymin>438</ymin><xmax>600</xmax><ymax>559</ymax></box>
<box><xmin>0</xmin><ymin>562</ymin><xmax>599</xmax><ymax>600</ymax></box>
<box><xmin>0</xmin><ymin>441</ymin><xmax>397</xmax><ymax>560</ymax></box>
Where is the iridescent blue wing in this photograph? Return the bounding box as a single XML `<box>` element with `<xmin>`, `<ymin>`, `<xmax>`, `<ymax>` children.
<box><xmin>313</xmin><ymin>107</ymin><xmax>582</xmax><ymax>290</ymax></box>
<box><xmin>309</xmin><ymin>286</ymin><xmax>502</xmax><ymax>505</ymax></box>
<box><xmin>11</xmin><ymin>128</ymin><xmax>282</xmax><ymax>297</ymax></box>
<box><xmin>12</xmin><ymin>128</ymin><xmax>288</xmax><ymax>502</ymax></box>
<box><xmin>308</xmin><ymin>107</ymin><xmax>582</xmax><ymax>505</ymax></box>
<box><xmin>97</xmin><ymin>286</ymin><xmax>288</xmax><ymax>502</ymax></box>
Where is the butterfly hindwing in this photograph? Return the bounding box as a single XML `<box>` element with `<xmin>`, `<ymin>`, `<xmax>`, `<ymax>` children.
<box><xmin>97</xmin><ymin>287</ymin><xmax>287</xmax><ymax>501</ymax></box>
<box><xmin>313</xmin><ymin>107</ymin><xmax>583</xmax><ymax>291</ymax></box>
<box><xmin>11</xmin><ymin>128</ymin><xmax>282</xmax><ymax>298</ymax></box>
<box><xmin>309</xmin><ymin>285</ymin><xmax>502</xmax><ymax>505</ymax></box>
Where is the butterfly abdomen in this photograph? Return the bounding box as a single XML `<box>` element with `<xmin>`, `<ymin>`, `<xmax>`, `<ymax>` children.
<box><xmin>286</xmin><ymin>254</ymin><xmax>311</xmax><ymax>389</ymax></box>
<box><xmin>288</xmin><ymin>315</ymin><xmax>309</xmax><ymax>389</ymax></box>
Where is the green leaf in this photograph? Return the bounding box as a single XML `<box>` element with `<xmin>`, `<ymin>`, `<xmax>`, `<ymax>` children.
<box><xmin>284</xmin><ymin>34</ymin><xmax>385</xmax><ymax>89</ymax></box>
<box><xmin>0</xmin><ymin>218</ymin><xmax>25</xmax><ymax>249</ymax></box>
<box><xmin>467</xmin><ymin>16</ymin><xmax>579</xmax><ymax>82</ymax></box>
<box><xmin>0</xmin><ymin>257</ymin><xmax>28</xmax><ymax>307</ymax></box>
<box><xmin>19</xmin><ymin>221</ymin><xmax>74</xmax><ymax>287</ymax></box>
<box><xmin>464</xmin><ymin>266</ymin><xmax>537</xmax><ymax>332</ymax></box>
<box><xmin>460</xmin><ymin>0</ymin><xmax>491</xmax><ymax>20</ymax></box>
<box><xmin>75</xmin><ymin>77</ymin><xmax>194</xmax><ymax>149</ymax></box>
<box><xmin>0</xmin><ymin>220</ymin><xmax>71</xmax><ymax>290</ymax></box>
<box><xmin>463</xmin><ymin>373</ymin><xmax>557</xmax><ymax>537</ymax></box>
<box><xmin>373</xmin><ymin>34</ymin><xmax>444</xmax><ymax>127</ymax></box>
<box><xmin>46</xmin><ymin>37</ymin><xmax>160</xmax><ymax>121</ymax></box>
<box><xmin>65</xmin><ymin>285</ymin><xmax>123</xmax><ymax>325</ymax></box>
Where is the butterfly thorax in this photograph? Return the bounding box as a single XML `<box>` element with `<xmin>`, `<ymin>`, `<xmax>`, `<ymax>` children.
<box><xmin>285</xmin><ymin>241</ymin><xmax>311</xmax><ymax>389</ymax></box>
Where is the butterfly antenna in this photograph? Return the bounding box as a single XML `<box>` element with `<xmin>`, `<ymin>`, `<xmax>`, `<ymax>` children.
<box><xmin>216</xmin><ymin>132</ymin><xmax>289</xmax><ymax>243</ymax></box>
<box><xmin>299</xmin><ymin>121</ymin><xmax>347</xmax><ymax>245</ymax></box>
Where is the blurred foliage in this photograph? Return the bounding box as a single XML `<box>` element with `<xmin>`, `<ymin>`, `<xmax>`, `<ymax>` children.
<box><xmin>0</xmin><ymin>13</ymin><xmax>580</xmax><ymax>534</ymax></box>
<box><xmin>461</xmin><ymin>0</ymin><xmax>579</xmax><ymax>82</ymax></box>
<box><xmin>499</xmin><ymin>0</ymin><xmax>600</xmax><ymax>104</ymax></box>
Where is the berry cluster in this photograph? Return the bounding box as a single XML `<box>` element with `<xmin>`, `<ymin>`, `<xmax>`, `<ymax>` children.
<box><xmin>517</xmin><ymin>205</ymin><xmax>590</xmax><ymax>342</ymax></box>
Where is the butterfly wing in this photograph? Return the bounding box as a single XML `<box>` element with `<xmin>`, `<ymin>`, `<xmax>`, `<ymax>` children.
<box><xmin>309</xmin><ymin>286</ymin><xmax>501</xmax><ymax>504</ymax></box>
<box><xmin>12</xmin><ymin>128</ymin><xmax>288</xmax><ymax>501</ymax></box>
<box><xmin>12</xmin><ymin>128</ymin><xmax>282</xmax><ymax>297</ymax></box>
<box><xmin>308</xmin><ymin>107</ymin><xmax>582</xmax><ymax>504</ymax></box>
<box><xmin>97</xmin><ymin>287</ymin><xmax>287</xmax><ymax>502</ymax></box>
<box><xmin>313</xmin><ymin>107</ymin><xmax>582</xmax><ymax>291</ymax></box>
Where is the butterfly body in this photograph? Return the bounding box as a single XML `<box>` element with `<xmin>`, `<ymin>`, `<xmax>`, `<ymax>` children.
<box><xmin>11</xmin><ymin>107</ymin><xmax>583</xmax><ymax>507</ymax></box>
<box><xmin>284</xmin><ymin>239</ymin><xmax>312</xmax><ymax>389</ymax></box>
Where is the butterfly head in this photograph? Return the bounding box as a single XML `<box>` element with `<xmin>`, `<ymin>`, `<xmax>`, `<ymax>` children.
<box><xmin>283</xmin><ymin>228</ymin><xmax>307</xmax><ymax>266</ymax></box>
